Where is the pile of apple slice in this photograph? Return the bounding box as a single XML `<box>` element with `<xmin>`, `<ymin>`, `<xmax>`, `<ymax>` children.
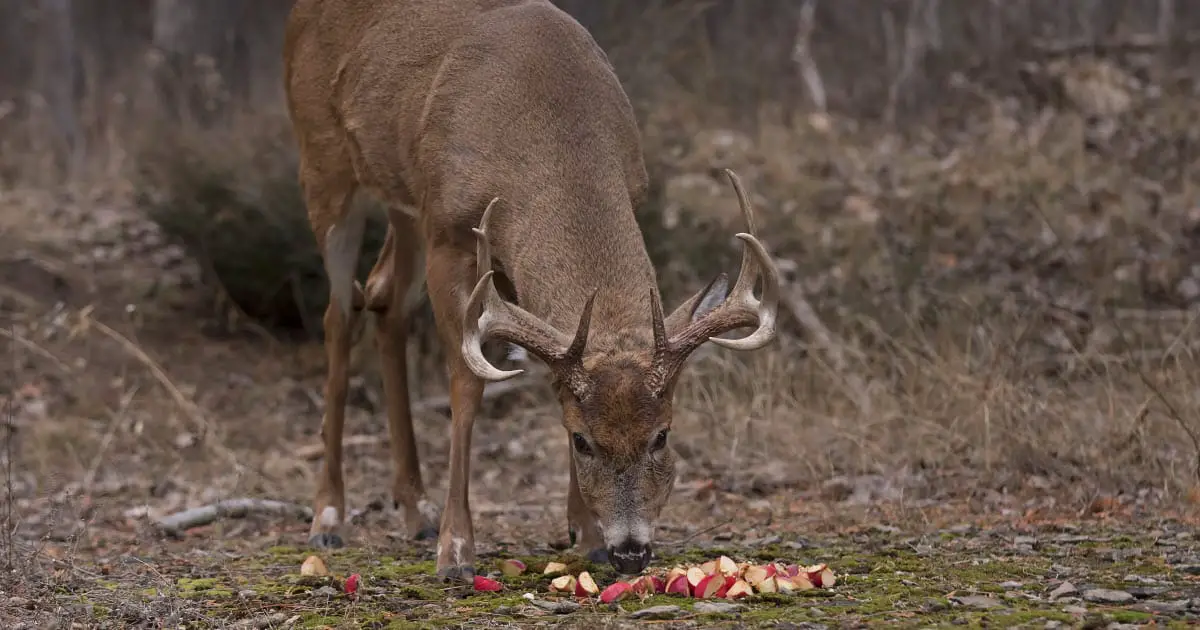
<box><xmin>539</xmin><ymin>555</ymin><xmax>835</xmax><ymax>603</ymax></box>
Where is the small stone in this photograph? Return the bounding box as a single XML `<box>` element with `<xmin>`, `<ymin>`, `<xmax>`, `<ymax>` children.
<box><xmin>629</xmin><ymin>605</ymin><xmax>680</xmax><ymax>620</ymax></box>
<box><xmin>529</xmin><ymin>599</ymin><xmax>580</xmax><ymax>614</ymax></box>
<box><xmin>950</xmin><ymin>595</ymin><xmax>1002</xmax><ymax>609</ymax></box>
<box><xmin>1082</xmin><ymin>588</ymin><xmax>1133</xmax><ymax>604</ymax></box>
<box><xmin>1013</xmin><ymin>536</ymin><xmax>1037</xmax><ymax>546</ymax></box>
<box><xmin>1044</xmin><ymin>622</ymin><xmax>1063</xmax><ymax>630</ymax></box>
<box><xmin>1062</xmin><ymin>605</ymin><xmax>1089</xmax><ymax>615</ymax></box>
<box><xmin>1049</xmin><ymin>581</ymin><xmax>1077</xmax><ymax>599</ymax></box>
<box><xmin>1133</xmin><ymin>599</ymin><xmax>1189</xmax><ymax>614</ymax></box>
<box><xmin>238</xmin><ymin>589</ymin><xmax>256</xmax><ymax>599</ymax></box>
<box><xmin>311</xmin><ymin>585</ymin><xmax>338</xmax><ymax>597</ymax></box>
<box><xmin>693</xmin><ymin>601</ymin><xmax>745</xmax><ymax>614</ymax></box>
<box><xmin>999</xmin><ymin>581</ymin><xmax>1022</xmax><ymax>590</ymax></box>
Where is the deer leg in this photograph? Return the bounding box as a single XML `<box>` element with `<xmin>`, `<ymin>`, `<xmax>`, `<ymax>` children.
<box><xmin>567</xmin><ymin>451</ymin><xmax>608</xmax><ymax>564</ymax></box>
<box><xmin>367</xmin><ymin>217</ymin><xmax>440</xmax><ymax>540</ymax></box>
<box><xmin>306</xmin><ymin>185</ymin><xmax>366</xmax><ymax>550</ymax></box>
<box><xmin>425</xmin><ymin>244</ymin><xmax>484</xmax><ymax>583</ymax></box>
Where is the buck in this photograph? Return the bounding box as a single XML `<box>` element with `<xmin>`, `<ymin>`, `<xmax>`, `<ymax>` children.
<box><xmin>283</xmin><ymin>0</ymin><xmax>780</xmax><ymax>581</ymax></box>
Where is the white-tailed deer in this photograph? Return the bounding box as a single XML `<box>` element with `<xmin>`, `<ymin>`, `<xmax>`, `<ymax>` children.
<box><xmin>284</xmin><ymin>0</ymin><xmax>780</xmax><ymax>581</ymax></box>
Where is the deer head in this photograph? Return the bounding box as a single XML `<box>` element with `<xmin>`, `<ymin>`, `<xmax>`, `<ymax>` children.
<box><xmin>461</xmin><ymin>170</ymin><xmax>779</xmax><ymax>573</ymax></box>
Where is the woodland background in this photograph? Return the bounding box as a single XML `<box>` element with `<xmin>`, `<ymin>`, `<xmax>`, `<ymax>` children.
<box><xmin>3</xmin><ymin>2</ymin><xmax>1200</xmax><ymax>623</ymax></box>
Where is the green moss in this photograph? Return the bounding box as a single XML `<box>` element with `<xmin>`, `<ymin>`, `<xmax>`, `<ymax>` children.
<box><xmin>1109</xmin><ymin>610</ymin><xmax>1153</xmax><ymax>623</ymax></box>
<box><xmin>176</xmin><ymin>576</ymin><xmax>234</xmax><ymax>598</ymax></box>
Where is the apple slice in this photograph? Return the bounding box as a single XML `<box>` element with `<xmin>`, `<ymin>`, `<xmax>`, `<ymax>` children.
<box><xmin>699</xmin><ymin>560</ymin><xmax>719</xmax><ymax>575</ymax></box>
<box><xmin>784</xmin><ymin>564</ymin><xmax>801</xmax><ymax>578</ymax></box>
<box><xmin>714</xmin><ymin>575</ymin><xmax>737</xmax><ymax>598</ymax></box>
<box><xmin>648</xmin><ymin>575</ymin><xmax>666</xmax><ymax>594</ymax></box>
<box><xmin>717</xmin><ymin>555</ymin><xmax>739</xmax><ymax>576</ymax></box>
<box><xmin>665</xmin><ymin>574</ymin><xmax>691</xmax><ymax>596</ymax></box>
<box><xmin>300</xmin><ymin>555</ymin><xmax>328</xmax><ymax>577</ymax></box>
<box><xmin>666</xmin><ymin>567</ymin><xmax>688</xmax><ymax>584</ymax></box>
<box><xmin>725</xmin><ymin>579</ymin><xmax>753</xmax><ymax>600</ymax></box>
<box><xmin>805</xmin><ymin>564</ymin><xmax>836</xmax><ymax>588</ymax></box>
<box><xmin>756</xmin><ymin>576</ymin><xmax>778</xmax><ymax>593</ymax></box>
<box><xmin>744</xmin><ymin>565</ymin><xmax>771</xmax><ymax>587</ymax></box>
<box><xmin>775</xmin><ymin>576</ymin><xmax>798</xmax><ymax>594</ymax></box>
<box><xmin>575</xmin><ymin>571</ymin><xmax>600</xmax><ymax>597</ymax></box>
<box><xmin>500</xmin><ymin>559</ymin><xmax>526</xmax><ymax>577</ymax></box>
<box><xmin>549</xmin><ymin>574</ymin><xmax>577</xmax><ymax>593</ymax></box>
<box><xmin>686</xmin><ymin>566</ymin><xmax>707</xmax><ymax>589</ymax></box>
<box><xmin>473</xmin><ymin>575</ymin><xmax>503</xmax><ymax>592</ymax></box>
<box><xmin>694</xmin><ymin>574</ymin><xmax>723</xmax><ymax>599</ymax></box>
<box><xmin>629</xmin><ymin>575</ymin><xmax>662</xmax><ymax>596</ymax></box>
<box><xmin>343</xmin><ymin>573</ymin><xmax>360</xmax><ymax>598</ymax></box>
<box><xmin>600</xmin><ymin>581</ymin><xmax>634</xmax><ymax>603</ymax></box>
<box><xmin>542</xmin><ymin>561</ymin><xmax>568</xmax><ymax>575</ymax></box>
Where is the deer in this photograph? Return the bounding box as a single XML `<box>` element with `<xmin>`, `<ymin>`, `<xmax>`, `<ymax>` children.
<box><xmin>283</xmin><ymin>0</ymin><xmax>780</xmax><ymax>582</ymax></box>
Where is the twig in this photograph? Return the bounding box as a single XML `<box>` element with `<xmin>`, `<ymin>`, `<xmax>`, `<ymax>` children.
<box><xmin>77</xmin><ymin>308</ymin><xmax>245</xmax><ymax>477</ymax></box>
<box><xmin>0</xmin><ymin>328</ymin><xmax>73</xmax><ymax>373</ymax></box>
<box><xmin>296</xmin><ymin>374</ymin><xmax>542</xmax><ymax>460</ymax></box>
<box><xmin>1032</xmin><ymin>30</ymin><xmax>1200</xmax><ymax>56</ymax></box>
<box><xmin>790</xmin><ymin>0</ymin><xmax>826</xmax><ymax>113</ymax></box>
<box><xmin>884</xmin><ymin>0</ymin><xmax>932</xmax><ymax>127</ymax></box>
<box><xmin>154</xmin><ymin>498</ymin><xmax>314</xmax><ymax>538</ymax></box>
<box><xmin>79</xmin><ymin>385</ymin><xmax>139</xmax><ymax>497</ymax></box>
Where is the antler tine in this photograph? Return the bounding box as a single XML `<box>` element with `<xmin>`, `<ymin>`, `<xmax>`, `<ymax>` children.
<box><xmin>707</xmin><ymin>169</ymin><xmax>779</xmax><ymax>350</ymax></box>
<box><xmin>462</xmin><ymin>270</ymin><xmax>525</xmax><ymax>381</ymax></box>
<box><xmin>460</xmin><ymin>197</ymin><xmax>596</xmax><ymax>390</ymax></box>
<box><xmin>473</xmin><ymin>197</ymin><xmax>501</xmax><ymax>281</ymax></box>
<box><xmin>648</xmin><ymin>170</ymin><xmax>781</xmax><ymax>392</ymax></box>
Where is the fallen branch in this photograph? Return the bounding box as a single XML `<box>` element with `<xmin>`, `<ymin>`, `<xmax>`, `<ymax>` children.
<box><xmin>297</xmin><ymin>373</ymin><xmax>543</xmax><ymax>460</ymax></box>
<box><xmin>155</xmin><ymin>498</ymin><xmax>314</xmax><ymax>538</ymax></box>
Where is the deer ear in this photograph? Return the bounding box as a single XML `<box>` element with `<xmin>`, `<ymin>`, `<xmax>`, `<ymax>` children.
<box><xmin>662</xmin><ymin>273</ymin><xmax>729</xmax><ymax>337</ymax></box>
<box><xmin>690</xmin><ymin>274</ymin><xmax>729</xmax><ymax>323</ymax></box>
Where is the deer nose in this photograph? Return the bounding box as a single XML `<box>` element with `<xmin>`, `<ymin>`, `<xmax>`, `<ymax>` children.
<box><xmin>607</xmin><ymin>540</ymin><xmax>652</xmax><ymax>574</ymax></box>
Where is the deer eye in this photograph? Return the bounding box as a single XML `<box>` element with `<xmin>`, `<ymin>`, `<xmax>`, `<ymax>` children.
<box><xmin>651</xmin><ymin>429</ymin><xmax>669</xmax><ymax>452</ymax></box>
<box><xmin>572</xmin><ymin>432</ymin><xmax>592</xmax><ymax>456</ymax></box>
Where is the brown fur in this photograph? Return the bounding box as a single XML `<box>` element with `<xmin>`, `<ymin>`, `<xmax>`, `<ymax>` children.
<box><xmin>284</xmin><ymin>0</ymin><xmax>778</xmax><ymax>581</ymax></box>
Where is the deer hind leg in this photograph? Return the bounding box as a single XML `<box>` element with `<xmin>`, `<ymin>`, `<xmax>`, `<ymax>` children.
<box><xmin>567</xmin><ymin>453</ymin><xmax>609</xmax><ymax>564</ymax></box>
<box><xmin>365</xmin><ymin>210</ymin><xmax>440</xmax><ymax>541</ymax></box>
<box><xmin>305</xmin><ymin>175</ymin><xmax>366</xmax><ymax>550</ymax></box>
<box><xmin>425</xmin><ymin>243</ymin><xmax>484</xmax><ymax>583</ymax></box>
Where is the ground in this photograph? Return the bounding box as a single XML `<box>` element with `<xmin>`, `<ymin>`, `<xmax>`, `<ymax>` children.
<box><xmin>6</xmin><ymin>54</ymin><xmax>1200</xmax><ymax>628</ymax></box>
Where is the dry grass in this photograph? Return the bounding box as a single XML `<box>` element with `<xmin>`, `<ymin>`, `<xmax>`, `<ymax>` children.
<box><xmin>4</xmin><ymin>5</ymin><xmax>1200</xmax><ymax>626</ymax></box>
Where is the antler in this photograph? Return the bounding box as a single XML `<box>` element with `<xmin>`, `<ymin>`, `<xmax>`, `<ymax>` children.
<box><xmin>461</xmin><ymin>198</ymin><xmax>596</xmax><ymax>397</ymax></box>
<box><xmin>649</xmin><ymin>169</ymin><xmax>781</xmax><ymax>395</ymax></box>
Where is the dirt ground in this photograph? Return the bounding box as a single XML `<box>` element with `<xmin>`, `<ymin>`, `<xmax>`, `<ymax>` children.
<box><xmin>3</xmin><ymin>172</ymin><xmax>1200</xmax><ymax>630</ymax></box>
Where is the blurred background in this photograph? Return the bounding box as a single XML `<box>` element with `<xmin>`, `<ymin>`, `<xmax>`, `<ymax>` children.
<box><xmin>2</xmin><ymin>0</ymin><xmax>1200</xmax><ymax>575</ymax></box>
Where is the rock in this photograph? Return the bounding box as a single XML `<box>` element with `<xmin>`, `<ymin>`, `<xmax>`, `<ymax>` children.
<box><xmin>1062</xmin><ymin>605</ymin><xmax>1089</xmax><ymax>615</ymax></box>
<box><xmin>1082</xmin><ymin>588</ymin><xmax>1134</xmax><ymax>604</ymax></box>
<box><xmin>311</xmin><ymin>585</ymin><xmax>338</xmax><ymax>597</ymax></box>
<box><xmin>1133</xmin><ymin>599</ymin><xmax>1189</xmax><ymax>614</ymax></box>
<box><xmin>529</xmin><ymin>599</ymin><xmax>580</xmax><ymax>614</ymax></box>
<box><xmin>1049</xmin><ymin>581</ymin><xmax>1077</xmax><ymax>600</ymax></box>
<box><xmin>629</xmin><ymin>605</ymin><xmax>681</xmax><ymax>620</ymax></box>
<box><xmin>1000</xmin><ymin>581</ymin><xmax>1022</xmax><ymax>590</ymax></box>
<box><xmin>694</xmin><ymin>601</ymin><xmax>745</xmax><ymax>614</ymax></box>
<box><xmin>950</xmin><ymin>595</ymin><xmax>1002</xmax><ymax>609</ymax></box>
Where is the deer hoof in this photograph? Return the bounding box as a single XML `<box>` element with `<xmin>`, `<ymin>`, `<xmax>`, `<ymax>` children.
<box><xmin>436</xmin><ymin>564</ymin><xmax>475</xmax><ymax>584</ymax></box>
<box><xmin>586</xmin><ymin>548</ymin><xmax>609</xmax><ymax>565</ymax></box>
<box><xmin>308</xmin><ymin>533</ymin><xmax>345</xmax><ymax>549</ymax></box>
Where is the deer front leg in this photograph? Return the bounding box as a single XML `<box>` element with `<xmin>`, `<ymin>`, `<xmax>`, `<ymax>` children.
<box><xmin>568</xmin><ymin>450</ymin><xmax>608</xmax><ymax>564</ymax></box>
<box><xmin>426</xmin><ymin>245</ymin><xmax>484</xmax><ymax>582</ymax></box>
<box><xmin>307</xmin><ymin>187</ymin><xmax>366</xmax><ymax>549</ymax></box>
